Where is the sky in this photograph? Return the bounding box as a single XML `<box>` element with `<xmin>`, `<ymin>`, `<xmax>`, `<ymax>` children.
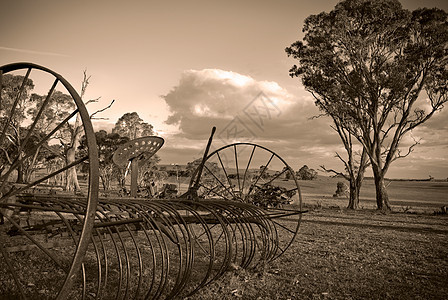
<box><xmin>1</xmin><ymin>0</ymin><xmax>447</xmax><ymax>179</ymax></box>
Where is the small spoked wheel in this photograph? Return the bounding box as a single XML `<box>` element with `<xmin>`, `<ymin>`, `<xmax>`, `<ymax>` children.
<box><xmin>0</xmin><ymin>63</ymin><xmax>99</xmax><ymax>299</ymax></box>
<box><xmin>189</xmin><ymin>142</ymin><xmax>303</xmax><ymax>260</ymax></box>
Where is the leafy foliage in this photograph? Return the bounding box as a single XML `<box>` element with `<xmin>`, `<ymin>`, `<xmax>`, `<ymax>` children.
<box><xmin>112</xmin><ymin>112</ymin><xmax>154</xmax><ymax>139</ymax></box>
<box><xmin>286</xmin><ymin>0</ymin><xmax>448</xmax><ymax>210</ymax></box>
<box><xmin>296</xmin><ymin>165</ymin><xmax>318</xmax><ymax>180</ymax></box>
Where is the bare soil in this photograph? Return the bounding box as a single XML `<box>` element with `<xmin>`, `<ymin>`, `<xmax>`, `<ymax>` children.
<box><xmin>188</xmin><ymin>208</ymin><xmax>448</xmax><ymax>300</ymax></box>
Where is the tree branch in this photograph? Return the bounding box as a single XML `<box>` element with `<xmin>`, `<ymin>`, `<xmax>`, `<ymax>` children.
<box><xmin>90</xmin><ymin>99</ymin><xmax>115</xmax><ymax>119</ymax></box>
<box><xmin>320</xmin><ymin>165</ymin><xmax>349</xmax><ymax>181</ymax></box>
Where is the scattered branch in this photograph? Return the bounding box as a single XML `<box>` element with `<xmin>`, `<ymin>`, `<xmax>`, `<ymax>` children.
<box><xmin>320</xmin><ymin>165</ymin><xmax>349</xmax><ymax>181</ymax></box>
<box><xmin>90</xmin><ymin>99</ymin><xmax>115</xmax><ymax>119</ymax></box>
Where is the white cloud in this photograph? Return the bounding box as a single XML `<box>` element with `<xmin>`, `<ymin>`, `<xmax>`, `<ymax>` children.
<box><xmin>159</xmin><ymin>68</ymin><xmax>343</xmax><ymax>171</ymax></box>
<box><xmin>162</xmin><ymin>68</ymin><xmax>316</xmax><ymax>138</ymax></box>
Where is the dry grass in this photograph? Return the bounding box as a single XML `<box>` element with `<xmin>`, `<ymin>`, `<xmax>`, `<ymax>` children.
<box><xmin>188</xmin><ymin>208</ymin><xmax>448</xmax><ymax>300</ymax></box>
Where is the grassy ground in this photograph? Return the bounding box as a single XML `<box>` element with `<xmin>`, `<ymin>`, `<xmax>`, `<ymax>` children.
<box><xmin>2</xmin><ymin>177</ymin><xmax>447</xmax><ymax>299</ymax></box>
<box><xmin>188</xmin><ymin>208</ymin><xmax>448</xmax><ymax>300</ymax></box>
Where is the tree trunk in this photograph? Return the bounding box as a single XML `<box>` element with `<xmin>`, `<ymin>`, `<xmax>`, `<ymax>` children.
<box><xmin>372</xmin><ymin>168</ymin><xmax>391</xmax><ymax>211</ymax></box>
<box><xmin>347</xmin><ymin>179</ymin><xmax>360</xmax><ymax>209</ymax></box>
<box><xmin>65</xmin><ymin>147</ymin><xmax>80</xmax><ymax>191</ymax></box>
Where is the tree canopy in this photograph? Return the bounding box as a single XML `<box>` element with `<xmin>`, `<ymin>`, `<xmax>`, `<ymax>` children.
<box><xmin>286</xmin><ymin>0</ymin><xmax>448</xmax><ymax>210</ymax></box>
<box><xmin>112</xmin><ymin>112</ymin><xmax>154</xmax><ymax>139</ymax></box>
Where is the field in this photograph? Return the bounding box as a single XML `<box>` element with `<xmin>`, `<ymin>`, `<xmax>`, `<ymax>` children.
<box><xmin>188</xmin><ymin>209</ymin><xmax>448</xmax><ymax>299</ymax></box>
<box><xmin>170</xmin><ymin>175</ymin><xmax>448</xmax><ymax>213</ymax></box>
<box><xmin>2</xmin><ymin>177</ymin><xmax>447</xmax><ymax>299</ymax></box>
<box><xmin>297</xmin><ymin>176</ymin><xmax>448</xmax><ymax>213</ymax></box>
<box><xmin>184</xmin><ymin>178</ymin><xmax>448</xmax><ymax>299</ymax></box>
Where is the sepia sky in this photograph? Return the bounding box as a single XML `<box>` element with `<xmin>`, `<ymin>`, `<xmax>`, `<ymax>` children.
<box><xmin>1</xmin><ymin>0</ymin><xmax>447</xmax><ymax>179</ymax></box>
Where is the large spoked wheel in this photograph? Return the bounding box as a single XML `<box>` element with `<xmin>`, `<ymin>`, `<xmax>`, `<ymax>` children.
<box><xmin>0</xmin><ymin>63</ymin><xmax>99</xmax><ymax>299</ymax></box>
<box><xmin>189</xmin><ymin>143</ymin><xmax>303</xmax><ymax>260</ymax></box>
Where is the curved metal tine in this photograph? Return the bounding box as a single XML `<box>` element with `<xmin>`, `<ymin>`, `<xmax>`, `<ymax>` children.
<box><xmin>144</xmin><ymin>204</ymin><xmax>175</xmax><ymax>300</ymax></box>
<box><xmin>88</xmin><ymin>225</ymin><xmax>107</xmax><ymax>299</ymax></box>
<box><xmin>53</xmin><ymin>210</ymin><xmax>89</xmax><ymax>299</ymax></box>
<box><xmin>179</xmin><ymin>201</ymin><xmax>230</xmax><ymax>296</ymax></box>
<box><xmin>199</xmin><ymin>201</ymin><xmax>232</xmax><ymax>285</ymax></box>
<box><xmin>44</xmin><ymin>198</ymin><xmax>108</xmax><ymax>299</ymax></box>
<box><xmin>0</xmin><ymin>107</ymin><xmax>80</xmax><ymax>187</ymax></box>
<box><xmin>0</xmin><ymin>68</ymin><xmax>31</xmax><ymax>144</ymax></box>
<box><xmin>105</xmin><ymin>217</ymin><xmax>133</xmax><ymax>300</ymax></box>
<box><xmin>119</xmin><ymin>201</ymin><xmax>164</xmax><ymax>300</ymax></box>
<box><xmin>144</xmin><ymin>201</ymin><xmax>187</xmax><ymax>299</ymax></box>
<box><xmin>105</xmin><ymin>201</ymin><xmax>146</xmax><ymax>298</ymax></box>
<box><xmin>229</xmin><ymin>207</ymin><xmax>250</xmax><ymax>268</ymax></box>
<box><xmin>244</xmin><ymin>153</ymin><xmax>275</xmax><ymax>202</ymax></box>
<box><xmin>234</xmin><ymin>144</ymin><xmax>242</xmax><ymax>194</ymax></box>
<box><xmin>238</xmin><ymin>205</ymin><xmax>265</xmax><ymax>265</ymax></box>
<box><xmin>120</xmin><ymin>222</ymin><xmax>143</xmax><ymax>300</ymax></box>
<box><xmin>237</xmin><ymin>206</ymin><xmax>261</xmax><ymax>268</ymax></box>
<box><xmin>216</xmin><ymin>151</ymin><xmax>237</xmax><ymax>199</ymax></box>
<box><xmin>228</xmin><ymin>206</ymin><xmax>253</xmax><ymax>268</ymax></box>
<box><xmin>120</xmin><ymin>208</ymin><xmax>146</xmax><ymax>299</ymax></box>
<box><xmin>256</xmin><ymin>210</ymin><xmax>278</xmax><ymax>261</ymax></box>
<box><xmin>0</xmin><ymin>235</ymin><xmax>27</xmax><ymax>299</ymax></box>
<box><xmin>136</xmin><ymin>202</ymin><xmax>191</xmax><ymax>298</ymax></box>
<box><xmin>156</xmin><ymin>202</ymin><xmax>193</xmax><ymax>299</ymax></box>
<box><xmin>94</xmin><ymin>205</ymin><xmax>126</xmax><ymax>300</ymax></box>
<box><xmin>134</xmin><ymin>201</ymin><xmax>178</xmax><ymax>299</ymax></box>
<box><xmin>54</xmin><ymin>200</ymin><xmax>106</xmax><ymax>300</ymax></box>
<box><xmin>213</xmin><ymin>202</ymin><xmax>245</xmax><ymax>267</ymax></box>
<box><xmin>241</xmin><ymin>145</ymin><xmax>256</xmax><ymax>196</ymax></box>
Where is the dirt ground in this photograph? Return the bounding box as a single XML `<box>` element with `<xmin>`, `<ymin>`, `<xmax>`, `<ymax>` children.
<box><xmin>189</xmin><ymin>208</ymin><xmax>448</xmax><ymax>300</ymax></box>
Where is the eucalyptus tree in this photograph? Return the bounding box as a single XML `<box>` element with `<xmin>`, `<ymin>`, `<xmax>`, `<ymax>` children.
<box><xmin>112</xmin><ymin>112</ymin><xmax>154</xmax><ymax>140</ymax></box>
<box><xmin>286</xmin><ymin>0</ymin><xmax>448</xmax><ymax>210</ymax></box>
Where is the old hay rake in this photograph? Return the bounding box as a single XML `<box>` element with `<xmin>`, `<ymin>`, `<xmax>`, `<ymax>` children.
<box><xmin>0</xmin><ymin>63</ymin><xmax>305</xmax><ymax>299</ymax></box>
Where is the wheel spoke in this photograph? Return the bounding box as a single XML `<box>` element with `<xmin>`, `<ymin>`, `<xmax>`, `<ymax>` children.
<box><xmin>14</xmin><ymin>78</ymin><xmax>58</xmax><ymax>162</ymax></box>
<box><xmin>234</xmin><ymin>144</ymin><xmax>241</xmax><ymax>195</ymax></box>
<box><xmin>0</xmin><ymin>236</ymin><xmax>27</xmax><ymax>299</ymax></box>
<box><xmin>262</xmin><ymin>167</ymin><xmax>289</xmax><ymax>186</ymax></box>
<box><xmin>188</xmin><ymin>142</ymin><xmax>303</xmax><ymax>267</ymax></box>
<box><xmin>3</xmin><ymin>214</ymin><xmax>66</xmax><ymax>270</ymax></box>
<box><xmin>202</xmin><ymin>164</ymin><xmax>235</xmax><ymax>199</ymax></box>
<box><xmin>244</xmin><ymin>153</ymin><xmax>274</xmax><ymax>202</ymax></box>
<box><xmin>272</xmin><ymin>219</ymin><xmax>296</xmax><ymax>234</ymax></box>
<box><xmin>2</xmin><ymin>155</ymin><xmax>89</xmax><ymax>200</ymax></box>
<box><xmin>216</xmin><ymin>152</ymin><xmax>237</xmax><ymax>198</ymax></box>
<box><xmin>0</xmin><ymin>107</ymin><xmax>80</xmax><ymax>185</ymax></box>
<box><xmin>241</xmin><ymin>145</ymin><xmax>256</xmax><ymax>195</ymax></box>
<box><xmin>198</xmin><ymin>182</ymin><xmax>232</xmax><ymax>201</ymax></box>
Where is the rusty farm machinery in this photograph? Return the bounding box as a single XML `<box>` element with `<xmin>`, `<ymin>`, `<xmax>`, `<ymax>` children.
<box><xmin>0</xmin><ymin>63</ymin><xmax>304</xmax><ymax>299</ymax></box>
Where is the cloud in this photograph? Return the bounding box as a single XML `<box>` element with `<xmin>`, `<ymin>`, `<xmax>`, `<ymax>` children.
<box><xmin>160</xmin><ymin>68</ymin><xmax>448</xmax><ymax>178</ymax></box>
<box><xmin>162</xmin><ymin>69</ymin><xmax>325</xmax><ymax>139</ymax></box>
<box><xmin>160</xmin><ymin>68</ymin><xmax>343</xmax><ymax>170</ymax></box>
<box><xmin>0</xmin><ymin>46</ymin><xmax>69</xmax><ymax>57</ymax></box>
